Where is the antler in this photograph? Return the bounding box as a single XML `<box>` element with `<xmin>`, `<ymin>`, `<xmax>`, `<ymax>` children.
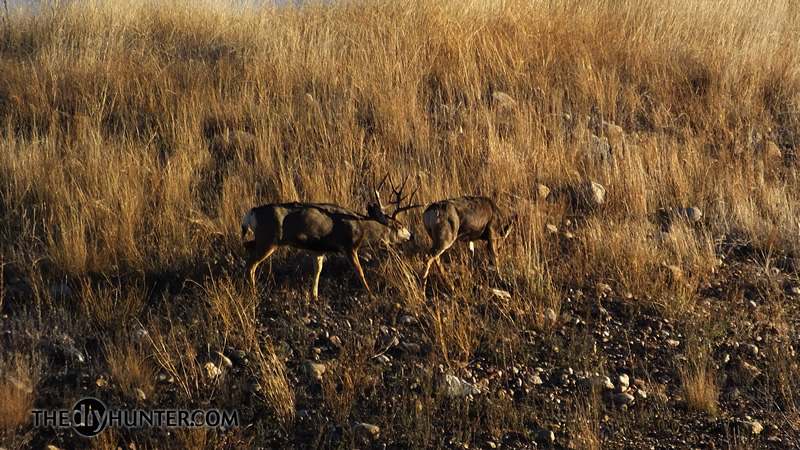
<box><xmin>387</xmin><ymin>175</ymin><xmax>424</xmax><ymax>219</ymax></box>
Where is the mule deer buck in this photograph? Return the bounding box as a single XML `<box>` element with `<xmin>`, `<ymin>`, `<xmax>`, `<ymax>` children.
<box><xmin>241</xmin><ymin>176</ymin><xmax>421</xmax><ymax>298</ymax></box>
<box><xmin>421</xmin><ymin>196</ymin><xmax>513</xmax><ymax>289</ymax></box>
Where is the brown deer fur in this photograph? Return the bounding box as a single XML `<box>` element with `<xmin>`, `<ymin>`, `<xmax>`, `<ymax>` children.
<box><xmin>421</xmin><ymin>196</ymin><xmax>511</xmax><ymax>287</ymax></box>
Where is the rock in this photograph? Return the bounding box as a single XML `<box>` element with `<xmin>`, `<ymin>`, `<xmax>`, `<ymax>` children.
<box><xmin>617</xmin><ymin>373</ymin><xmax>630</xmax><ymax>390</ymax></box>
<box><xmin>536</xmin><ymin>184</ymin><xmax>551</xmax><ymax>200</ymax></box>
<box><xmin>133</xmin><ymin>328</ymin><xmax>149</xmax><ymax>343</ymax></box>
<box><xmin>536</xmin><ymin>429</ymin><xmax>555</xmax><ymax>444</ymax></box>
<box><xmin>489</xmin><ymin>288</ymin><xmax>512</xmax><ymax>300</ymax></box>
<box><xmin>634</xmin><ymin>388</ymin><xmax>647</xmax><ymax>400</ymax></box>
<box><xmin>579</xmin><ymin>375</ymin><xmax>614</xmax><ymax>390</ymax></box>
<box><xmin>743</xmin><ymin>344</ymin><xmax>759</xmax><ymax>357</ymax></box>
<box><xmin>657</xmin><ymin>207</ymin><xmax>703</xmax><ymax>230</ymax></box>
<box><xmin>399</xmin><ymin>315</ymin><xmax>417</xmax><ymax>326</ymax></box>
<box><xmin>328</xmin><ymin>335</ymin><xmax>342</xmax><ymax>347</ymax></box>
<box><xmin>595</xmin><ymin>283</ymin><xmax>612</xmax><ymax>297</ymax></box>
<box><xmin>134</xmin><ymin>387</ymin><xmax>147</xmax><ymax>401</ymax></box>
<box><xmin>764</xmin><ymin>140</ymin><xmax>783</xmax><ymax>159</ymax></box>
<box><xmin>740</xmin><ymin>420</ymin><xmax>763</xmax><ymax>435</ymax></box>
<box><xmin>613</xmin><ymin>392</ymin><xmax>635</xmax><ymax>408</ymax></box>
<box><xmin>204</xmin><ymin>362</ymin><xmax>222</xmax><ymax>379</ymax></box>
<box><xmin>576</xmin><ymin>180</ymin><xmax>606</xmax><ymax>208</ymax></box>
<box><xmin>353</xmin><ymin>422</ymin><xmax>381</xmax><ymax>440</ymax></box>
<box><xmin>156</xmin><ymin>371</ymin><xmax>175</xmax><ymax>384</ymax></box>
<box><xmin>547</xmin><ymin>180</ymin><xmax>606</xmax><ymax>210</ymax></box>
<box><xmin>586</xmin><ymin>134</ymin><xmax>612</xmax><ymax>162</ymax></box>
<box><xmin>602</xmin><ymin>121</ymin><xmax>625</xmax><ymax>152</ymax></box>
<box><xmin>740</xmin><ymin>361</ymin><xmax>762</xmax><ymax>379</ymax></box>
<box><xmin>545</xmin><ymin>223</ymin><xmax>559</xmax><ymax>234</ymax></box>
<box><xmin>666</xmin><ymin>339</ymin><xmax>681</xmax><ymax>347</ymax></box>
<box><xmin>543</xmin><ymin>308</ymin><xmax>558</xmax><ymax>325</ymax></box>
<box><xmin>69</xmin><ymin>347</ymin><xmax>86</xmax><ymax>364</ymax></box>
<box><xmin>304</xmin><ymin>362</ymin><xmax>326</xmax><ymax>380</ymax></box>
<box><xmin>444</xmin><ymin>374</ymin><xmax>481</xmax><ymax>397</ymax></box>
<box><xmin>373</xmin><ymin>354</ymin><xmax>391</xmax><ymax>365</ymax></box>
<box><xmin>491</xmin><ymin>91</ymin><xmax>516</xmax><ymax>110</ymax></box>
<box><xmin>529</xmin><ymin>374</ymin><xmax>544</xmax><ymax>385</ymax></box>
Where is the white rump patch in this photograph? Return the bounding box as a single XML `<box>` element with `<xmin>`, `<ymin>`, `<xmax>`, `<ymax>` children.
<box><xmin>398</xmin><ymin>227</ymin><xmax>412</xmax><ymax>241</ymax></box>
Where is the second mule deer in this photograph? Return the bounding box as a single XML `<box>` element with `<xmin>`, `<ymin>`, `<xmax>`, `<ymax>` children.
<box><xmin>241</xmin><ymin>176</ymin><xmax>420</xmax><ymax>298</ymax></box>
<box><xmin>421</xmin><ymin>196</ymin><xmax>513</xmax><ymax>288</ymax></box>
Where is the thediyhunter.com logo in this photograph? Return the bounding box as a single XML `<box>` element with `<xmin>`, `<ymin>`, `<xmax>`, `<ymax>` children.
<box><xmin>32</xmin><ymin>397</ymin><xmax>239</xmax><ymax>437</ymax></box>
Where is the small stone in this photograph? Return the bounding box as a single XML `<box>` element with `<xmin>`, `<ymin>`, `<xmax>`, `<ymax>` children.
<box><xmin>133</xmin><ymin>328</ymin><xmax>149</xmax><ymax>343</ymax></box>
<box><xmin>741</xmin><ymin>361</ymin><xmax>762</xmax><ymax>379</ymax></box>
<box><xmin>634</xmin><ymin>388</ymin><xmax>647</xmax><ymax>400</ymax></box>
<box><xmin>743</xmin><ymin>344</ymin><xmax>759</xmax><ymax>357</ymax></box>
<box><xmin>399</xmin><ymin>315</ymin><xmax>417</xmax><ymax>326</ymax></box>
<box><xmin>536</xmin><ymin>184</ymin><xmax>551</xmax><ymax>200</ymax></box>
<box><xmin>69</xmin><ymin>347</ymin><xmax>86</xmax><ymax>363</ymax></box>
<box><xmin>543</xmin><ymin>308</ymin><xmax>558</xmax><ymax>324</ymax></box>
<box><xmin>157</xmin><ymin>371</ymin><xmax>175</xmax><ymax>384</ymax></box>
<box><xmin>666</xmin><ymin>339</ymin><xmax>681</xmax><ymax>347</ymax></box>
<box><xmin>304</xmin><ymin>362</ymin><xmax>326</xmax><ymax>380</ymax></box>
<box><xmin>602</xmin><ymin>121</ymin><xmax>625</xmax><ymax>151</ymax></box>
<box><xmin>740</xmin><ymin>420</ymin><xmax>763</xmax><ymax>435</ymax></box>
<box><xmin>595</xmin><ymin>283</ymin><xmax>612</xmax><ymax>297</ymax></box>
<box><xmin>444</xmin><ymin>374</ymin><xmax>481</xmax><ymax>397</ymax></box>
<box><xmin>613</xmin><ymin>392</ymin><xmax>635</xmax><ymax>408</ymax></box>
<box><xmin>536</xmin><ymin>429</ymin><xmax>555</xmax><ymax>444</ymax></box>
<box><xmin>491</xmin><ymin>91</ymin><xmax>516</xmax><ymax>109</ymax></box>
<box><xmin>134</xmin><ymin>387</ymin><xmax>147</xmax><ymax>401</ymax></box>
<box><xmin>328</xmin><ymin>335</ymin><xmax>342</xmax><ymax>347</ymax></box>
<box><xmin>373</xmin><ymin>354</ymin><xmax>391</xmax><ymax>365</ymax></box>
<box><xmin>529</xmin><ymin>374</ymin><xmax>544</xmax><ymax>385</ymax></box>
<box><xmin>618</xmin><ymin>373</ymin><xmax>630</xmax><ymax>390</ymax></box>
<box><xmin>579</xmin><ymin>375</ymin><xmax>614</xmax><ymax>390</ymax></box>
<box><xmin>204</xmin><ymin>362</ymin><xmax>222</xmax><ymax>379</ymax></box>
<box><xmin>353</xmin><ymin>422</ymin><xmax>380</xmax><ymax>440</ymax></box>
<box><xmin>764</xmin><ymin>140</ymin><xmax>782</xmax><ymax>159</ymax></box>
<box><xmin>489</xmin><ymin>288</ymin><xmax>512</xmax><ymax>300</ymax></box>
<box><xmin>545</xmin><ymin>223</ymin><xmax>559</xmax><ymax>234</ymax></box>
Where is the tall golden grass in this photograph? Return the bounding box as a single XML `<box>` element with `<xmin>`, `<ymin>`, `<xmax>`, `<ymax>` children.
<box><xmin>1</xmin><ymin>0</ymin><xmax>799</xmax><ymax>446</ymax></box>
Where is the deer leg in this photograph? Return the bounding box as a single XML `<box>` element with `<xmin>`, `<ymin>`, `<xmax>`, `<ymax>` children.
<box><xmin>311</xmin><ymin>253</ymin><xmax>325</xmax><ymax>298</ymax></box>
<box><xmin>422</xmin><ymin>246</ymin><xmax>450</xmax><ymax>291</ymax></box>
<box><xmin>344</xmin><ymin>249</ymin><xmax>373</xmax><ymax>296</ymax></box>
<box><xmin>247</xmin><ymin>244</ymin><xmax>277</xmax><ymax>289</ymax></box>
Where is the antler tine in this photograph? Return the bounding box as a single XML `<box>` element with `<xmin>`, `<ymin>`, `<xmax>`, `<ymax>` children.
<box><xmin>389</xmin><ymin>174</ymin><xmax>413</xmax><ymax>204</ymax></box>
<box><xmin>389</xmin><ymin>183</ymin><xmax>424</xmax><ymax>219</ymax></box>
<box><xmin>373</xmin><ymin>173</ymin><xmax>390</xmax><ymax>210</ymax></box>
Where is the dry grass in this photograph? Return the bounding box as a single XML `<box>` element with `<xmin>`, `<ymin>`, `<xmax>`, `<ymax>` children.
<box><xmin>680</xmin><ymin>343</ymin><xmax>720</xmax><ymax>416</ymax></box>
<box><xmin>1</xmin><ymin>0</ymin><xmax>799</xmax><ymax>446</ymax></box>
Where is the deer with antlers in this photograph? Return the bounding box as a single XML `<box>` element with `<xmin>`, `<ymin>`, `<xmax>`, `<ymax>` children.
<box><xmin>241</xmin><ymin>176</ymin><xmax>421</xmax><ymax>298</ymax></box>
<box><xmin>421</xmin><ymin>196</ymin><xmax>513</xmax><ymax>289</ymax></box>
